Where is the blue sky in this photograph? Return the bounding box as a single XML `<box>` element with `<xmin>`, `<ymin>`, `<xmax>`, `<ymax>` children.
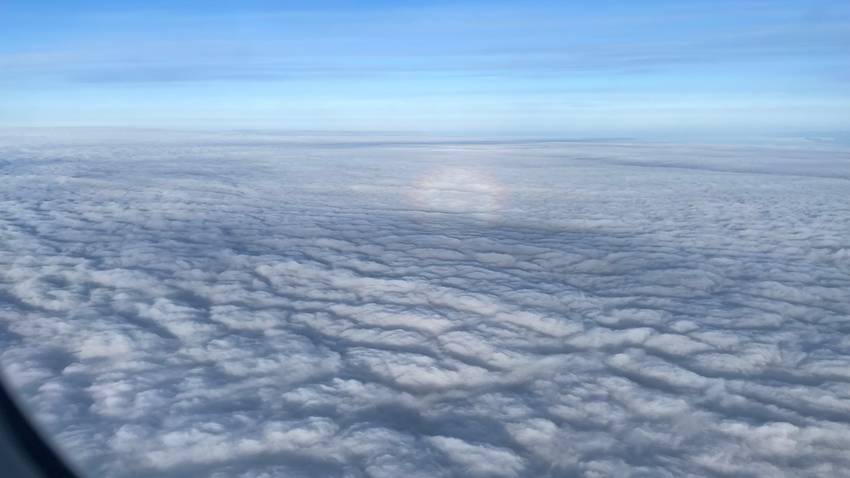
<box><xmin>1</xmin><ymin>0</ymin><xmax>848</xmax><ymax>137</ymax></box>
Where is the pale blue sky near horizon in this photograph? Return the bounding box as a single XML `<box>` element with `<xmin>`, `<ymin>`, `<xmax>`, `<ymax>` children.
<box><xmin>1</xmin><ymin>0</ymin><xmax>848</xmax><ymax>139</ymax></box>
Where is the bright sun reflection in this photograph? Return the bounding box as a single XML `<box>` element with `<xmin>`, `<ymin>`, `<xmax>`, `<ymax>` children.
<box><xmin>410</xmin><ymin>167</ymin><xmax>504</xmax><ymax>216</ymax></box>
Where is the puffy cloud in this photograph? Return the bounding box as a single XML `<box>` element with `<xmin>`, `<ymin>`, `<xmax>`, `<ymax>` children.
<box><xmin>0</xmin><ymin>130</ymin><xmax>849</xmax><ymax>477</ymax></box>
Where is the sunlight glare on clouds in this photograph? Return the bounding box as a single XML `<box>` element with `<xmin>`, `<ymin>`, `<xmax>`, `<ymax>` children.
<box><xmin>410</xmin><ymin>167</ymin><xmax>504</xmax><ymax>216</ymax></box>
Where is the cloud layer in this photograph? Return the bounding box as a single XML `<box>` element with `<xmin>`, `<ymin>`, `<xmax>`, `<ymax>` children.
<box><xmin>1</xmin><ymin>131</ymin><xmax>849</xmax><ymax>477</ymax></box>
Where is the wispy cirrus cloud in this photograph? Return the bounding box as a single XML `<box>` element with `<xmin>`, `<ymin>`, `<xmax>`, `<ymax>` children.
<box><xmin>3</xmin><ymin>2</ymin><xmax>848</xmax><ymax>84</ymax></box>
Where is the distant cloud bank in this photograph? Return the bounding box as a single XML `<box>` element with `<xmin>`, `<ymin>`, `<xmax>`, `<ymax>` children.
<box><xmin>1</xmin><ymin>131</ymin><xmax>849</xmax><ymax>477</ymax></box>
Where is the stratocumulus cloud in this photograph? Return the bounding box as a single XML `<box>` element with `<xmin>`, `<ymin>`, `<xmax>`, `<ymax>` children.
<box><xmin>1</xmin><ymin>130</ymin><xmax>849</xmax><ymax>477</ymax></box>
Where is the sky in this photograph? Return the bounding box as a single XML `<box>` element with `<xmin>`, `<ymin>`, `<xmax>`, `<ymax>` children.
<box><xmin>1</xmin><ymin>0</ymin><xmax>849</xmax><ymax>136</ymax></box>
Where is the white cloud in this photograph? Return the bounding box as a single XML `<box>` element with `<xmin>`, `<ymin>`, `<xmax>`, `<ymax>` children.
<box><xmin>0</xmin><ymin>130</ymin><xmax>849</xmax><ymax>477</ymax></box>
